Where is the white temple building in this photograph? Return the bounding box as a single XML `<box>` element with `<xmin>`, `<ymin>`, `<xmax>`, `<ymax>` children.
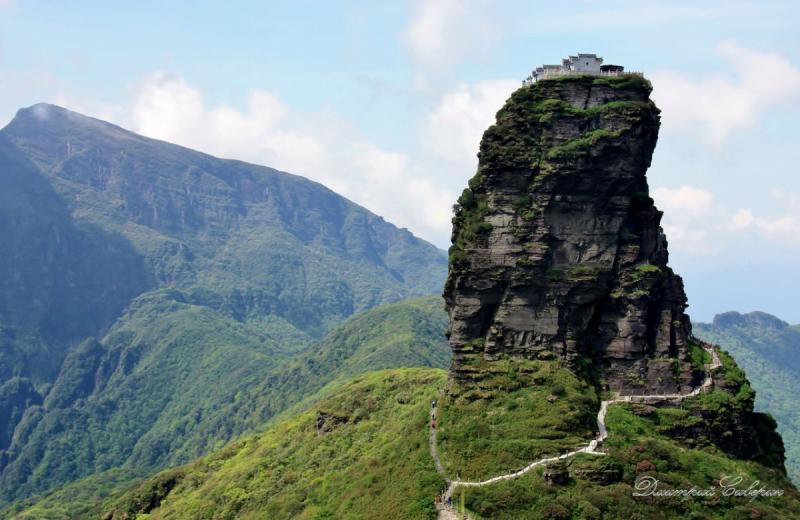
<box><xmin>523</xmin><ymin>54</ymin><xmax>635</xmax><ymax>85</ymax></box>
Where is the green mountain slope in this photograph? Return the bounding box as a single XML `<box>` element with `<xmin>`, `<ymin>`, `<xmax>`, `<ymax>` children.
<box><xmin>63</xmin><ymin>361</ymin><xmax>799</xmax><ymax>520</ymax></box>
<box><xmin>222</xmin><ymin>293</ymin><xmax>451</xmax><ymax>434</ymax></box>
<box><xmin>434</xmin><ymin>353</ymin><xmax>796</xmax><ymax>518</ymax></box>
<box><xmin>0</xmin><ymin>468</ymin><xmax>150</xmax><ymax>520</ymax></box>
<box><xmin>0</xmin><ymin>295</ymin><xmax>449</xmax><ymax>508</ymax></box>
<box><xmin>0</xmin><ymin>291</ymin><xmax>281</xmax><ymax>503</ymax></box>
<box><xmin>6</xmin><ymin>369</ymin><xmax>449</xmax><ymax>520</ymax></box>
<box><xmin>0</xmin><ymin>103</ymin><xmax>447</xmax><ymax>503</ymax></box>
<box><xmin>0</xmin><ymin>103</ymin><xmax>446</xmax><ymax>382</ymax></box>
<box><xmin>0</xmin><ymin>134</ymin><xmax>149</xmax><ymax>386</ymax></box>
<box><xmin>694</xmin><ymin>311</ymin><xmax>800</xmax><ymax>485</ymax></box>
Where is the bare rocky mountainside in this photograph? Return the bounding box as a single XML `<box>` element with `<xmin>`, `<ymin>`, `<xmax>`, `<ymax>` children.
<box><xmin>444</xmin><ymin>76</ymin><xmax>696</xmax><ymax>395</ymax></box>
<box><xmin>433</xmin><ymin>75</ymin><xmax>797</xmax><ymax>516</ymax></box>
<box><xmin>0</xmin><ymin>104</ymin><xmax>448</xmax><ymax>504</ymax></box>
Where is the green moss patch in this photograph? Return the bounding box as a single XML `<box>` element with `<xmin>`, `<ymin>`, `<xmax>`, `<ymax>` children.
<box><xmin>437</xmin><ymin>360</ymin><xmax>599</xmax><ymax>480</ymax></box>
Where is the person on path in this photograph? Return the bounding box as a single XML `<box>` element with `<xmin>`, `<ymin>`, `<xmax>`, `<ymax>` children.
<box><xmin>431</xmin><ymin>419</ymin><xmax>436</xmax><ymax>428</ymax></box>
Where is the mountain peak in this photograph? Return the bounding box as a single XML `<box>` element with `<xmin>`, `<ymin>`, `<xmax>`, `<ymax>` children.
<box><xmin>443</xmin><ymin>75</ymin><xmax>697</xmax><ymax>395</ymax></box>
<box><xmin>10</xmin><ymin>102</ymin><xmax>124</xmax><ymax>134</ymax></box>
<box><xmin>713</xmin><ymin>310</ymin><xmax>789</xmax><ymax>330</ymax></box>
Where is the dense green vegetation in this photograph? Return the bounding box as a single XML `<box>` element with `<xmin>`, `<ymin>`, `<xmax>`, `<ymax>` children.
<box><xmin>437</xmin><ymin>358</ymin><xmax>599</xmax><ymax>480</ymax></box>
<box><xmin>91</xmin><ymin>369</ymin><xmax>448</xmax><ymax>520</ymax></box>
<box><xmin>444</xmin><ymin>371</ymin><xmax>798</xmax><ymax>519</ymax></box>
<box><xmin>0</xmin><ymin>294</ymin><xmax>449</xmax><ymax>507</ymax></box>
<box><xmin>177</xmin><ymin>294</ymin><xmax>451</xmax><ymax>442</ymax></box>
<box><xmin>0</xmin><ymin>292</ymin><xmax>282</xmax><ymax>503</ymax></box>
<box><xmin>695</xmin><ymin>311</ymin><xmax>800</xmax><ymax>485</ymax></box>
<box><xmin>448</xmin><ymin>171</ymin><xmax>490</xmax><ymax>269</ymax></box>
<box><xmin>0</xmin><ymin>103</ymin><xmax>447</xmax><ymax>503</ymax></box>
<box><xmin>0</xmin><ymin>134</ymin><xmax>149</xmax><ymax>386</ymax></box>
<box><xmin>459</xmin><ymin>403</ymin><xmax>797</xmax><ymax>519</ymax></box>
<box><xmin>0</xmin><ymin>468</ymin><xmax>148</xmax><ymax>520</ymax></box>
<box><xmin>0</xmin><ymin>296</ymin><xmax>450</xmax><ymax>517</ymax></box>
<box><xmin>40</xmin><ymin>363</ymin><xmax>796</xmax><ymax>520</ymax></box>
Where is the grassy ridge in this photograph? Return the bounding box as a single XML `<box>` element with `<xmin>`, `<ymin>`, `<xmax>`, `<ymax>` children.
<box><xmin>442</xmin><ymin>352</ymin><xmax>798</xmax><ymax>518</ymax></box>
<box><xmin>454</xmin><ymin>397</ymin><xmax>798</xmax><ymax>519</ymax></box>
<box><xmin>67</xmin><ymin>364</ymin><xmax>800</xmax><ymax>520</ymax></box>
<box><xmin>232</xmin><ymin>294</ymin><xmax>451</xmax><ymax>431</ymax></box>
<box><xmin>437</xmin><ymin>357</ymin><xmax>599</xmax><ymax>480</ymax></box>
<box><xmin>694</xmin><ymin>311</ymin><xmax>800</xmax><ymax>486</ymax></box>
<box><xmin>95</xmin><ymin>369</ymin><xmax>448</xmax><ymax>520</ymax></box>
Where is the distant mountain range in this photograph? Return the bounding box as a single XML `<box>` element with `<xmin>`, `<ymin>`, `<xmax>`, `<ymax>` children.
<box><xmin>0</xmin><ymin>104</ymin><xmax>448</xmax><ymax>504</ymax></box>
<box><xmin>695</xmin><ymin>311</ymin><xmax>800</xmax><ymax>485</ymax></box>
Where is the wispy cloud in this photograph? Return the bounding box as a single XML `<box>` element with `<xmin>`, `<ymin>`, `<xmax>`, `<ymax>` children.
<box><xmin>651</xmin><ymin>41</ymin><xmax>800</xmax><ymax>148</ymax></box>
<box><xmin>403</xmin><ymin>0</ymin><xmax>501</xmax><ymax>73</ymax></box>
<box><xmin>730</xmin><ymin>190</ymin><xmax>800</xmax><ymax>244</ymax></box>
<box><xmin>420</xmin><ymin>79</ymin><xmax>519</xmax><ymax>164</ymax></box>
<box><xmin>65</xmin><ymin>72</ymin><xmax>460</xmax><ymax>246</ymax></box>
<box><xmin>652</xmin><ymin>186</ymin><xmax>724</xmax><ymax>255</ymax></box>
<box><xmin>653</xmin><ymin>185</ymin><xmax>800</xmax><ymax>255</ymax></box>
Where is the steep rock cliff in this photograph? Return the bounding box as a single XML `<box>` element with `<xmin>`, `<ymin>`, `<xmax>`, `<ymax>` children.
<box><xmin>443</xmin><ymin>75</ymin><xmax>698</xmax><ymax>394</ymax></box>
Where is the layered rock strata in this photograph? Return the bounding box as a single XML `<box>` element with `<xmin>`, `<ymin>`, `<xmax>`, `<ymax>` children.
<box><xmin>443</xmin><ymin>75</ymin><xmax>699</xmax><ymax>394</ymax></box>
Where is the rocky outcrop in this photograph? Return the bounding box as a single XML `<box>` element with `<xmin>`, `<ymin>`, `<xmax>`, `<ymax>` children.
<box><xmin>543</xmin><ymin>460</ymin><xmax>570</xmax><ymax>486</ymax></box>
<box><xmin>0</xmin><ymin>378</ymin><xmax>41</xmax><ymax>453</ymax></box>
<box><xmin>443</xmin><ymin>75</ymin><xmax>700</xmax><ymax>393</ymax></box>
<box><xmin>657</xmin><ymin>354</ymin><xmax>788</xmax><ymax>465</ymax></box>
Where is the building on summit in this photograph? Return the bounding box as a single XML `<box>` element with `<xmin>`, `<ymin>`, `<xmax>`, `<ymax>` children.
<box><xmin>523</xmin><ymin>54</ymin><xmax>633</xmax><ymax>85</ymax></box>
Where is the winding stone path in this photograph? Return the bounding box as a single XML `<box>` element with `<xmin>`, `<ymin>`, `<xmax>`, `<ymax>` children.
<box><xmin>430</xmin><ymin>420</ymin><xmax>445</xmax><ymax>475</ymax></box>
<box><xmin>431</xmin><ymin>346</ymin><xmax>721</xmax><ymax>518</ymax></box>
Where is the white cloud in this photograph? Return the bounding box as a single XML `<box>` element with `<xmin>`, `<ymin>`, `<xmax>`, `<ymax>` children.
<box><xmin>652</xmin><ymin>186</ymin><xmax>722</xmax><ymax>255</ymax></box>
<box><xmin>420</xmin><ymin>79</ymin><xmax>518</xmax><ymax>164</ymax></box>
<box><xmin>652</xmin><ymin>186</ymin><xmax>714</xmax><ymax>218</ymax></box>
<box><xmin>56</xmin><ymin>71</ymin><xmax>461</xmax><ymax>247</ymax></box>
<box><xmin>47</xmin><ymin>91</ymin><xmax>123</xmax><ymax>125</ymax></box>
<box><xmin>534</xmin><ymin>2</ymin><xmax>761</xmax><ymax>34</ymax></box>
<box><xmin>130</xmin><ymin>73</ymin><xmax>324</xmax><ymax>171</ymax></box>
<box><xmin>653</xmin><ymin>186</ymin><xmax>800</xmax><ymax>255</ymax></box>
<box><xmin>730</xmin><ymin>190</ymin><xmax>800</xmax><ymax>243</ymax></box>
<box><xmin>403</xmin><ymin>0</ymin><xmax>500</xmax><ymax>70</ymax></box>
<box><xmin>651</xmin><ymin>41</ymin><xmax>800</xmax><ymax>148</ymax></box>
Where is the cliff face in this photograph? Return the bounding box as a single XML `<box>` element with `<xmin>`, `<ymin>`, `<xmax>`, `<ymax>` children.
<box><xmin>443</xmin><ymin>76</ymin><xmax>697</xmax><ymax>394</ymax></box>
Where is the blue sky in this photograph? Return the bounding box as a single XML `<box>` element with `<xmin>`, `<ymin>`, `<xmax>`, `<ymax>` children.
<box><xmin>2</xmin><ymin>0</ymin><xmax>800</xmax><ymax>323</ymax></box>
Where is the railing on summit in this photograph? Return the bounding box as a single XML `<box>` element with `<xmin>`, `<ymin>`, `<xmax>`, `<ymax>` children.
<box><xmin>522</xmin><ymin>70</ymin><xmax>644</xmax><ymax>85</ymax></box>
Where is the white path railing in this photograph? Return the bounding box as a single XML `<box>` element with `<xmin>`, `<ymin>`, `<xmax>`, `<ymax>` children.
<box><xmin>522</xmin><ymin>70</ymin><xmax>644</xmax><ymax>86</ymax></box>
<box><xmin>432</xmin><ymin>344</ymin><xmax>721</xmax><ymax>518</ymax></box>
